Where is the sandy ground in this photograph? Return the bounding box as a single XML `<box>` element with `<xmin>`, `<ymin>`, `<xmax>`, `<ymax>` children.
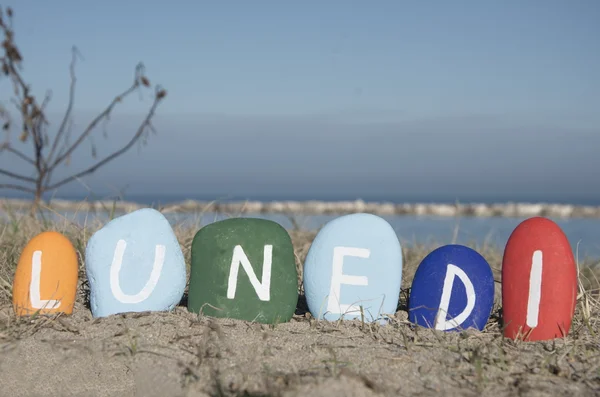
<box><xmin>0</xmin><ymin>222</ymin><xmax>599</xmax><ymax>397</ymax></box>
<box><xmin>1</xmin><ymin>299</ymin><xmax>598</xmax><ymax>397</ymax></box>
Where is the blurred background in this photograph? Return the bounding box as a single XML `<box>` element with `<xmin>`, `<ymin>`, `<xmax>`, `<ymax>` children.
<box><xmin>1</xmin><ymin>1</ymin><xmax>599</xmax><ymax>257</ymax></box>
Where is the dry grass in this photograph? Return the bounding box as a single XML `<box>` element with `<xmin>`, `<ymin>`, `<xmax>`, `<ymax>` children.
<box><xmin>0</xmin><ymin>208</ymin><xmax>599</xmax><ymax>397</ymax></box>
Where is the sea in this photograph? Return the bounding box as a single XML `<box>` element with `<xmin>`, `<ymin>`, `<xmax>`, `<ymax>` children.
<box><xmin>12</xmin><ymin>192</ymin><xmax>600</xmax><ymax>262</ymax></box>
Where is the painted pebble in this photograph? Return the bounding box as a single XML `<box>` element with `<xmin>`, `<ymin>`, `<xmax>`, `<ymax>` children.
<box><xmin>187</xmin><ymin>218</ymin><xmax>298</xmax><ymax>324</ymax></box>
<box><xmin>85</xmin><ymin>208</ymin><xmax>187</xmax><ymax>318</ymax></box>
<box><xmin>408</xmin><ymin>244</ymin><xmax>495</xmax><ymax>331</ymax></box>
<box><xmin>12</xmin><ymin>231</ymin><xmax>79</xmax><ymax>316</ymax></box>
<box><xmin>303</xmin><ymin>213</ymin><xmax>403</xmax><ymax>323</ymax></box>
<box><xmin>502</xmin><ymin>217</ymin><xmax>577</xmax><ymax>341</ymax></box>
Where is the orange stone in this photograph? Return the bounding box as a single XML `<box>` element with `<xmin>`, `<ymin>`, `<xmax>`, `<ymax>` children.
<box><xmin>12</xmin><ymin>231</ymin><xmax>79</xmax><ymax>316</ymax></box>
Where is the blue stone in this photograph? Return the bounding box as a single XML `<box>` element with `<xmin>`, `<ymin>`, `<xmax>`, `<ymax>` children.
<box><xmin>303</xmin><ymin>213</ymin><xmax>403</xmax><ymax>323</ymax></box>
<box><xmin>408</xmin><ymin>244</ymin><xmax>495</xmax><ymax>331</ymax></box>
<box><xmin>85</xmin><ymin>208</ymin><xmax>187</xmax><ymax>318</ymax></box>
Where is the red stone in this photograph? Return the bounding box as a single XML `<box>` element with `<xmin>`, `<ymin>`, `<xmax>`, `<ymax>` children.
<box><xmin>502</xmin><ymin>217</ymin><xmax>577</xmax><ymax>341</ymax></box>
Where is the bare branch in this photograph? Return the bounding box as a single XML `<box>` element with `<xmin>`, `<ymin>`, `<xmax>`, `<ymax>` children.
<box><xmin>46</xmin><ymin>89</ymin><xmax>166</xmax><ymax>191</ymax></box>
<box><xmin>0</xmin><ymin>183</ymin><xmax>35</xmax><ymax>194</ymax></box>
<box><xmin>54</xmin><ymin>117</ymin><xmax>74</xmax><ymax>162</ymax></box>
<box><xmin>2</xmin><ymin>145</ymin><xmax>35</xmax><ymax>165</ymax></box>
<box><xmin>1</xmin><ymin>26</ymin><xmax>46</xmax><ymax>167</ymax></box>
<box><xmin>1</xmin><ymin>7</ymin><xmax>168</xmax><ymax>212</ymax></box>
<box><xmin>50</xmin><ymin>63</ymin><xmax>146</xmax><ymax>169</ymax></box>
<box><xmin>47</xmin><ymin>46</ymin><xmax>78</xmax><ymax>165</ymax></box>
<box><xmin>0</xmin><ymin>167</ymin><xmax>35</xmax><ymax>183</ymax></box>
<box><xmin>36</xmin><ymin>90</ymin><xmax>52</xmax><ymax>144</ymax></box>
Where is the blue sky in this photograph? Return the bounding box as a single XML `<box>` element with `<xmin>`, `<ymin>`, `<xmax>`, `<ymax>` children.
<box><xmin>1</xmin><ymin>1</ymin><xmax>599</xmax><ymax>203</ymax></box>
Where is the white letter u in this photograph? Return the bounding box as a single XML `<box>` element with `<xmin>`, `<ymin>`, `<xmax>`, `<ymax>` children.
<box><xmin>109</xmin><ymin>239</ymin><xmax>166</xmax><ymax>304</ymax></box>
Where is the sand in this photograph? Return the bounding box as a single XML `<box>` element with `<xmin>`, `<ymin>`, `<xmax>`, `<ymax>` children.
<box><xmin>1</xmin><ymin>296</ymin><xmax>598</xmax><ymax>397</ymax></box>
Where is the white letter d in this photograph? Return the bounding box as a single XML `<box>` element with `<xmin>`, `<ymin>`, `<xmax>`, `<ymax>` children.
<box><xmin>434</xmin><ymin>264</ymin><xmax>476</xmax><ymax>331</ymax></box>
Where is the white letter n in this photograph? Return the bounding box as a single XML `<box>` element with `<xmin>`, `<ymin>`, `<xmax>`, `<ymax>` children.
<box><xmin>110</xmin><ymin>239</ymin><xmax>166</xmax><ymax>304</ymax></box>
<box><xmin>227</xmin><ymin>245</ymin><xmax>272</xmax><ymax>301</ymax></box>
<box><xmin>30</xmin><ymin>250</ymin><xmax>61</xmax><ymax>309</ymax></box>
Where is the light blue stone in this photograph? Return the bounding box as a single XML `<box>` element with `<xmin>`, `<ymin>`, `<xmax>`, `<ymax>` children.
<box><xmin>303</xmin><ymin>213</ymin><xmax>403</xmax><ymax>323</ymax></box>
<box><xmin>85</xmin><ymin>208</ymin><xmax>187</xmax><ymax>318</ymax></box>
<box><xmin>408</xmin><ymin>244</ymin><xmax>495</xmax><ymax>331</ymax></box>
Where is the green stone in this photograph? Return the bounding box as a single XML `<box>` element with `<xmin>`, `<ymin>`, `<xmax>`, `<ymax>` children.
<box><xmin>187</xmin><ymin>217</ymin><xmax>298</xmax><ymax>324</ymax></box>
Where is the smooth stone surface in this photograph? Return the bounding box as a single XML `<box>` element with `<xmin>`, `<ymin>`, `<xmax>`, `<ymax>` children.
<box><xmin>303</xmin><ymin>213</ymin><xmax>403</xmax><ymax>323</ymax></box>
<box><xmin>187</xmin><ymin>217</ymin><xmax>298</xmax><ymax>324</ymax></box>
<box><xmin>502</xmin><ymin>217</ymin><xmax>577</xmax><ymax>341</ymax></box>
<box><xmin>12</xmin><ymin>231</ymin><xmax>79</xmax><ymax>316</ymax></box>
<box><xmin>408</xmin><ymin>244</ymin><xmax>495</xmax><ymax>331</ymax></box>
<box><xmin>85</xmin><ymin>208</ymin><xmax>187</xmax><ymax>318</ymax></box>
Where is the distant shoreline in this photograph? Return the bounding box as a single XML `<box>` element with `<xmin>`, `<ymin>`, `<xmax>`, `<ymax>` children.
<box><xmin>2</xmin><ymin>197</ymin><xmax>600</xmax><ymax>218</ymax></box>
